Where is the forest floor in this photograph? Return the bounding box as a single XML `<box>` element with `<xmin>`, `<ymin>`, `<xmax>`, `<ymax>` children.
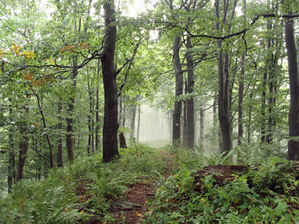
<box><xmin>99</xmin><ymin>151</ymin><xmax>174</xmax><ymax>224</ymax></box>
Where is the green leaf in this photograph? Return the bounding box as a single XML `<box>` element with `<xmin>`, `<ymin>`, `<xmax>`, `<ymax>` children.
<box><xmin>275</xmin><ymin>202</ymin><xmax>287</xmax><ymax>217</ymax></box>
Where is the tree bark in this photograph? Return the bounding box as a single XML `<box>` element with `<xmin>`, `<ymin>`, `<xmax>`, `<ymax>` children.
<box><xmin>137</xmin><ymin>104</ymin><xmax>141</xmax><ymax>141</ymax></box>
<box><xmin>285</xmin><ymin>12</ymin><xmax>299</xmax><ymax>160</ymax></box>
<box><xmin>186</xmin><ymin>36</ymin><xmax>195</xmax><ymax>149</ymax></box>
<box><xmin>95</xmin><ymin>60</ymin><xmax>100</xmax><ymax>151</ymax></box>
<box><xmin>172</xmin><ymin>35</ymin><xmax>184</xmax><ymax>147</ymax></box>
<box><xmin>66</xmin><ymin>62</ymin><xmax>77</xmax><ymax>163</ymax></box>
<box><xmin>57</xmin><ymin>98</ymin><xmax>63</xmax><ymax>167</ymax></box>
<box><xmin>215</xmin><ymin>0</ymin><xmax>231</xmax><ymax>154</ymax></box>
<box><xmin>101</xmin><ymin>0</ymin><xmax>119</xmax><ymax>163</ymax></box>
<box><xmin>238</xmin><ymin>0</ymin><xmax>246</xmax><ymax>146</ymax></box>
<box><xmin>8</xmin><ymin>99</ymin><xmax>15</xmax><ymax>192</ymax></box>
<box><xmin>130</xmin><ymin>96</ymin><xmax>138</xmax><ymax>138</ymax></box>
<box><xmin>17</xmin><ymin>107</ymin><xmax>29</xmax><ymax>182</ymax></box>
<box><xmin>200</xmin><ymin>104</ymin><xmax>205</xmax><ymax>146</ymax></box>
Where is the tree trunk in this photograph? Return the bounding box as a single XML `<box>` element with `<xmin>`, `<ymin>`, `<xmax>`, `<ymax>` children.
<box><xmin>66</xmin><ymin>62</ymin><xmax>77</xmax><ymax>163</ymax></box>
<box><xmin>17</xmin><ymin>110</ymin><xmax>29</xmax><ymax>182</ymax></box>
<box><xmin>57</xmin><ymin>98</ymin><xmax>63</xmax><ymax>167</ymax></box>
<box><xmin>238</xmin><ymin>0</ymin><xmax>246</xmax><ymax>146</ymax></box>
<box><xmin>87</xmin><ymin>66</ymin><xmax>94</xmax><ymax>155</ymax></box>
<box><xmin>137</xmin><ymin>104</ymin><xmax>141</xmax><ymax>141</ymax></box>
<box><xmin>238</xmin><ymin>54</ymin><xmax>245</xmax><ymax>146</ymax></box>
<box><xmin>95</xmin><ymin>61</ymin><xmax>100</xmax><ymax>151</ymax></box>
<box><xmin>200</xmin><ymin>104</ymin><xmax>204</xmax><ymax>146</ymax></box>
<box><xmin>172</xmin><ymin>35</ymin><xmax>184</xmax><ymax>146</ymax></box>
<box><xmin>215</xmin><ymin>0</ymin><xmax>231</xmax><ymax>154</ymax></box>
<box><xmin>285</xmin><ymin>12</ymin><xmax>299</xmax><ymax>160</ymax></box>
<box><xmin>248</xmin><ymin>92</ymin><xmax>253</xmax><ymax>144</ymax></box>
<box><xmin>101</xmin><ymin>0</ymin><xmax>119</xmax><ymax>163</ymax></box>
<box><xmin>130</xmin><ymin>96</ymin><xmax>138</xmax><ymax>138</ymax></box>
<box><xmin>8</xmin><ymin>100</ymin><xmax>15</xmax><ymax>192</ymax></box>
<box><xmin>186</xmin><ymin>36</ymin><xmax>195</xmax><ymax>149</ymax></box>
<box><xmin>182</xmin><ymin>79</ymin><xmax>188</xmax><ymax>148</ymax></box>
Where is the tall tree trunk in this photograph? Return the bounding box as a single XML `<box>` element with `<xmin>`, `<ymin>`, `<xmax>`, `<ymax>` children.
<box><xmin>137</xmin><ymin>104</ymin><xmax>141</xmax><ymax>141</ymax></box>
<box><xmin>8</xmin><ymin>101</ymin><xmax>15</xmax><ymax>192</ymax></box>
<box><xmin>285</xmin><ymin>12</ymin><xmax>299</xmax><ymax>160</ymax></box>
<box><xmin>200</xmin><ymin>104</ymin><xmax>205</xmax><ymax>146</ymax></box>
<box><xmin>17</xmin><ymin>107</ymin><xmax>29</xmax><ymax>182</ymax></box>
<box><xmin>215</xmin><ymin>0</ymin><xmax>231</xmax><ymax>154</ymax></box>
<box><xmin>186</xmin><ymin>36</ymin><xmax>195</xmax><ymax>149</ymax></box>
<box><xmin>101</xmin><ymin>0</ymin><xmax>119</xmax><ymax>163</ymax></box>
<box><xmin>247</xmin><ymin>92</ymin><xmax>253</xmax><ymax>144</ymax></box>
<box><xmin>57</xmin><ymin>98</ymin><xmax>63</xmax><ymax>167</ymax></box>
<box><xmin>66</xmin><ymin>62</ymin><xmax>77</xmax><ymax>163</ymax></box>
<box><xmin>130</xmin><ymin>96</ymin><xmax>138</xmax><ymax>138</ymax></box>
<box><xmin>238</xmin><ymin>0</ymin><xmax>246</xmax><ymax>146</ymax></box>
<box><xmin>182</xmin><ymin>79</ymin><xmax>188</xmax><ymax>148</ymax></box>
<box><xmin>87</xmin><ymin>66</ymin><xmax>94</xmax><ymax>155</ymax></box>
<box><xmin>172</xmin><ymin>35</ymin><xmax>184</xmax><ymax>146</ymax></box>
<box><xmin>95</xmin><ymin>60</ymin><xmax>100</xmax><ymax>151</ymax></box>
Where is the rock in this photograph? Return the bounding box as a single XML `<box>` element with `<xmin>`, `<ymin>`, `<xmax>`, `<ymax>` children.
<box><xmin>111</xmin><ymin>201</ymin><xmax>142</xmax><ymax>210</ymax></box>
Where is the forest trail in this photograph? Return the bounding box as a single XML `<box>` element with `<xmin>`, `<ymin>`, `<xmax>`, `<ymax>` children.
<box><xmin>98</xmin><ymin>150</ymin><xmax>174</xmax><ymax>224</ymax></box>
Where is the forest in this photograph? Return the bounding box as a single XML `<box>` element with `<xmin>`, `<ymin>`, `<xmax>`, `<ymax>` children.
<box><xmin>1</xmin><ymin>0</ymin><xmax>299</xmax><ymax>223</ymax></box>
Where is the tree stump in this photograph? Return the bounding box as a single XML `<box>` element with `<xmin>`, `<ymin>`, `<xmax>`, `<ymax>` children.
<box><xmin>119</xmin><ymin>132</ymin><xmax>127</xmax><ymax>148</ymax></box>
<box><xmin>194</xmin><ymin>165</ymin><xmax>248</xmax><ymax>192</ymax></box>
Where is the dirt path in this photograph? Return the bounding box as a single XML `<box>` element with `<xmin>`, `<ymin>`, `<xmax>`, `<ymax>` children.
<box><xmin>105</xmin><ymin>151</ymin><xmax>174</xmax><ymax>224</ymax></box>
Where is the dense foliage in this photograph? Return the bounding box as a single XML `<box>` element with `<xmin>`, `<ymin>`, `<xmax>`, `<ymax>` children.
<box><xmin>1</xmin><ymin>0</ymin><xmax>299</xmax><ymax>222</ymax></box>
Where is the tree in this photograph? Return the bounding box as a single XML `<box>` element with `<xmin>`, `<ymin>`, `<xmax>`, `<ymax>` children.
<box><xmin>101</xmin><ymin>0</ymin><xmax>120</xmax><ymax>163</ymax></box>
<box><xmin>285</xmin><ymin>11</ymin><xmax>299</xmax><ymax>160</ymax></box>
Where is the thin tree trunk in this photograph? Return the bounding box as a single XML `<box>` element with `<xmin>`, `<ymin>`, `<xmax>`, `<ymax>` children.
<box><xmin>17</xmin><ymin>107</ymin><xmax>29</xmax><ymax>182</ymax></box>
<box><xmin>101</xmin><ymin>0</ymin><xmax>120</xmax><ymax>163</ymax></box>
<box><xmin>66</xmin><ymin>61</ymin><xmax>77</xmax><ymax>163</ymax></box>
<box><xmin>247</xmin><ymin>92</ymin><xmax>252</xmax><ymax>144</ymax></box>
<box><xmin>186</xmin><ymin>36</ymin><xmax>195</xmax><ymax>149</ymax></box>
<box><xmin>95</xmin><ymin>60</ymin><xmax>100</xmax><ymax>151</ymax></box>
<box><xmin>130</xmin><ymin>96</ymin><xmax>138</xmax><ymax>138</ymax></box>
<box><xmin>200</xmin><ymin>104</ymin><xmax>205</xmax><ymax>146</ymax></box>
<box><xmin>8</xmin><ymin>98</ymin><xmax>15</xmax><ymax>192</ymax></box>
<box><xmin>137</xmin><ymin>104</ymin><xmax>141</xmax><ymax>141</ymax></box>
<box><xmin>285</xmin><ymin>11</ymin><xmax>299</xmax><ymax>160</ymax></box>
<box><xmin>238</xmin><ymin>0</ymin><xmax>246</xmax><ymax>146</ymax></box>
<box><xmin>31</xmin><ymin>90</ymin><xmax>54</xmax><ymax>168</ymax></box>
<box><xmin>57</xmin><ymin>98</ymin><xmax>63</xmax><ymax>167</ymax></box>
<box><xmin>172</xmin><ymin>35</ymin><xmax>184</xmax><ymax>146</ymax></box>
<box><xmin>182</xmin><ymin>79</ymin><xmax>188</xmax><ymax>148</ymax></box>
<box><xmin>87</xmin><ymin>66</ymin><xmax>93</xmax><ymax>155</ymax></box>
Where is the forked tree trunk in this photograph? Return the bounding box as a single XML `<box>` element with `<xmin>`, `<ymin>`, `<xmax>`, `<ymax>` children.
<box><xmin>101</xmin><ymin>0</ymin><xmax>119</xmax><ymax>163</ymax></box>
<box><xmin>285</xmin><ymin>12</ymin><xmax>299</xmax><ymax>160</ymax></box>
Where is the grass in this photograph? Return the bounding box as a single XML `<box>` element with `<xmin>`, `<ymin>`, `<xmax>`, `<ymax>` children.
<box><xmin>1</xmin><ymin>142</ymin><xmax>298</xmax><ymax>224</ymax></box>
<box><xmin>0</xmin><ymin>143</ymin><xmax>167</xmax><ymax>224</ymax></box>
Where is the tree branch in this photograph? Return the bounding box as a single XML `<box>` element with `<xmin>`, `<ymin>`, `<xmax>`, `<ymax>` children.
<box><xmin>118</xmin><ymin>39</ymin><xmax>141</xmax><ymax>97</ymax></box>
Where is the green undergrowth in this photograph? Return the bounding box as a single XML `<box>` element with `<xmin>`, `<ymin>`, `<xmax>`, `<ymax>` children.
<box><xmin>0</xmin><ymin>143</ymin><xmax>167</xmax><ymax>224</ymax></box>
<box><xmin>145</xmin><ymin>146</ymin><xmax>299</xmax><ymax>223</ymax></box>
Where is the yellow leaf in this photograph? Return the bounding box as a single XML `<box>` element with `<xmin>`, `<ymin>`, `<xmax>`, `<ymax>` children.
<box><xmin>11</xmin><ymin>44</ymin><xmax>22</xmax><ymax>55</ymax></box>
<box><xmin>21</xmin><ymin>51</ymin><xmax>35</xmax><ymax>60</ymax></box>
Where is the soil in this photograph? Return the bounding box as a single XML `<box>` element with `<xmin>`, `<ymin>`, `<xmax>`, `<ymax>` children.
<box><xmin>102</xmin><ymin>151</ymin><xmax>174</xmax><ymax>224</ymax></box>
